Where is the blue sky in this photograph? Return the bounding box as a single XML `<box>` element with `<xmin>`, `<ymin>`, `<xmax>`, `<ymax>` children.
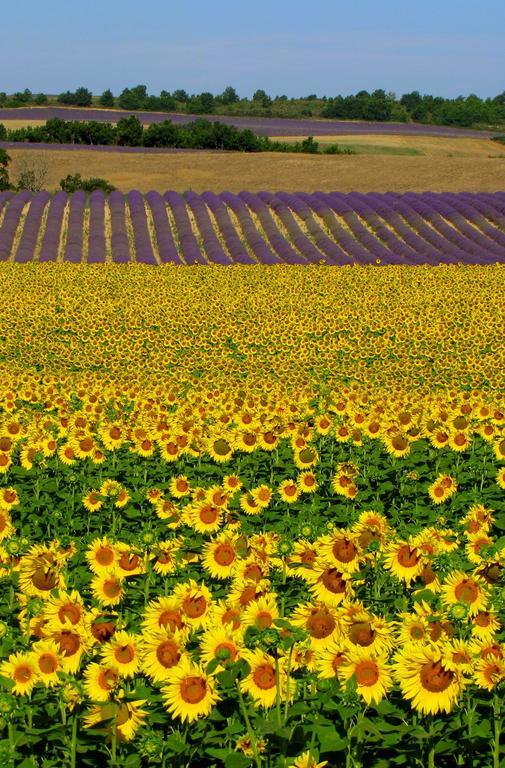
<box><xmin>2</xmin><ymin>0</ymin><xmax>504</xmax><ymax>98</ymax></box>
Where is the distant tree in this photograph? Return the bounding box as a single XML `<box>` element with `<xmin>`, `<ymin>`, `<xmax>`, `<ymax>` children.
<box><xmin>15</xmin><ymin>157</ymin><xmax>48</xmax><ymax>192</ymax></box>
<box><xmin>253</xmin><ymin>89</ymin><xmax>272</xmax><ymax>107</ymax></box>
<box><xmin>189</xmin><ymin>92</ymin><xmax>215</xmax><ymax>114</ymax></box>
<box><xmin>159</xmin><ymin>90</ymin><xmax>176</xmax><ymax>111</ymax></box>
<box><xmin>0</xmin><ymin>92</ymin><xmax>6</xmax><ymax>106</ymax></box>
<box><xmin>0</xmin><ymin>148</ymin><xmax>11</xmax><ymax>191</ymax></box>
<box><xmin>143</xmin><ymin>120</ymin><xmax>179</xmax><ymax>147</ymax></box>
<box><xmin>74</xmin><ymin>87</ymin><xmax>92</xmax><ymax>107</ymax></box>
<box><xmin>172</xmin><ymin>89</ymin><xmax>189</xmax><ymax>102</ymax></box>
<box><xmin>219</xmin><ymin>86</ymin><xmax>239</xmax><ymax>105</ymax></box>
<box><xmin>116</xmin><ymin>115</ymin><xmax>143</xmax><ymax>145</ymax></box>
<box><xmin>99</xmin><ymin>89</ymin><xmax>115</xmax><ymax>108</ymax></box>
<box><xmin>118</xmin><ymin>85</ymin><xmax>147</xmax><ymax>111</ymax></box>
<box><xmin>60</xmin><ymin>173</ymin><xmax>115</xmax><ymax>193</ymax></box>
<box><xmin>0</xmin><ymin>123</ymin><xmax>6</xmax><ymax>141</ymax></box>
<box><xmin>34</xmin><ymin>92</ymin><xmax>48</xmax><ymax>105</ymax></box>
<box><xmin>12</xmin><ymin>89</ymin><xmax>32</xmax><ymax>104</ymax></box>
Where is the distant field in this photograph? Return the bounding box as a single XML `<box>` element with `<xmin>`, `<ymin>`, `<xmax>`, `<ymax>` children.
<box><xmin>6</xmin><ymin>147</ymin><xmax>505</xmax><ymax>193</ymax></box>
<box><xmin>0</xmin><ymin>106</ymin><xmax>498</xmax><ymax>137</ymax></box>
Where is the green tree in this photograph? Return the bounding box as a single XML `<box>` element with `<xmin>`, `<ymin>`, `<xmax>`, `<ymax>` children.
<box><xmin>74</xmin><ymin>87</ymin><xmax>92</xmax><ymax>107</ymax></box>
<box><xmin>253</xmin><ymin>89</ymin><xmax>272</xmax><ymax>107</ymax></box>
<box><xmin>0</xmin><ymin>148</ymin><xmax>11</xmax><ymax>191</ymax></box>
<box><xmin>219</xmin><ymin>86</ymin><xmax>239</xmax><ymax>105</ymax></box>
<box><xmin>172</xmin><ymin>89</ymin><xmax>189</xmax><ymax>102</ymax></box>
<box><xmin>99</xmin><ymin>89</ymin><xmax>115</xmax><ymax>108</ymax></box>
<box><xmin>34</xmin><ymin>92</ymin><xmax>48</xmax><ymax>105</ymax></box>
<box><xmin>116</xmin><ymin>115</ymin><xmax>143</xmax><ymax>145</ymax></box>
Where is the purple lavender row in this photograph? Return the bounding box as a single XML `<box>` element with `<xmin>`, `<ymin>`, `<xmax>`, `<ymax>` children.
<box><xmin>145</xmin><ymin>191</ymin><xmax>181</xmax><ymax>264</ymax></box>
<box><xmin>201</xmin><ymin>192</ymin><xmax>255</xmax><ymax>264</ymax></box>
<box><xmin>275</xmin><ymin>192</ymin><xmax>354</xmax><ymax>265</ymax></box>
<box><xmin>359</xmin><ymin>193</ymin><xmax>443</xmax><ymax>265</ymax></box>
<box><xmin>39</xmin><ymin>191</ymin><xmax>67</xmax><ymax>262</ymax></box>
<box><xmin>257</xmin><ymin>191</ymin><xmax>329</xmax><ymax>264</ymax></box>
<box><xmin>87</xmin><ymin>190</ymin><xmax>106</xmax><ymax>263</ymax></box>
<box><xmin>14</xmin><ymin>191</ymin><xmax>49</xmax><ymax>263</ymax></box>
<box><xmin>220</xmin><ymin>192</ymin><xmax>281</xmax><ymax>264</ymax></box>
<box><xmin>184</xmin><ymin>191</ymin><xmax>232</xmax><ymax>265</ymax></box>
<box><xmin>164</xmin><ymin>191</ymin><xmax>206</xmax><ymax>265</ymax></box>
<box><xmin>128</xmin><ymin>190</ymin><xmax>157</xmax><ymax>265</ymax></box>
<box><xmin>0</xmin><ymin>191</ymin><xmax>31</xmax><ymax>261</ymax></box>
<box><xmin>109</xmin><ymin>191</ymin><xmax>131</xmax><ymax>263</ymax></box>
<box><xmin>459</xmin><ymin>193</ymin><xmax>505</xmax><ymax>230</ymax></box>
<box><xmin>239</xmin><ymin>191</ymin><xmax>308</xmax><ymax>264</ymax></box>
<box><xmin>0</xmin><ymin>191</ymin><xmax>14</xmax><ymax>220</ymax></box>
<box><xmin>63</xmin><ymin>191</ymin><xmax>85</xmax><ymax>262</ymax></box>
<box><xmin>346</xmin><ymin>192</ymin><xmax>424</xmax><ymax>264</ymax></box>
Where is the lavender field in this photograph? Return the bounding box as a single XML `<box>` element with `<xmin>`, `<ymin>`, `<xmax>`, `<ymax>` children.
<box><xmin>1</xmin><ymin>190</ymin><xmax>504</xmax><ymax>265</ymax></box>
<box><xmin>0</xmin><ymin>106</ymin><xmax>498</xmax><ymax>137</ymax></box>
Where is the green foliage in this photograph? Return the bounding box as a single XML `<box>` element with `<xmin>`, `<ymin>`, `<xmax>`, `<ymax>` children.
<box><xmin>116</xmin><ymin>115</ymin><xmax>144</xmax><ymax>146</ymax></box>
<box><xmin>99</xmin><ymin>89</ymin><xmax>115</xmax><ymax>108</ymax></box>
<box><xmin>59</xmin><ymin>173</ymin><xmax>116</xmax><ymax>193</ymax></box>
<box><xmin>57</xmin><ymin>87</ymin><xmax>92</xmax><ymax>107</ymax></box>
<box><xmin>0</xmin><ymin>148</ymin><xmax>11</xmax><ymax>191</ymax></box>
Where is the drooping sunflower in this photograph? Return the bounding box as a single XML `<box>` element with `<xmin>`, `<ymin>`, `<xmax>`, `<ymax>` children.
<box><xmin>338</xmin><ymin>648</ymin><xmax>393</xmax><ymax>704</ymax></box>
<box><xmin>83</xmin><ymin>662</ymin><xmax>121</xmax><ymax>702</ymax></box>
<box><xmin>240</xmin><ymin>649</ymin><xmax>296</xmax><ymax>708</ymax></box>
<box><xmin>84</xmin><ymin>700</ymin><xmax>148</xmax><ymax>742</ymax></box>
<box><xmin>210</xmin><ymin>600</ymin><xmax>244</xmax><ymax>635</ymax></box>
<box><xmin>18</xmin><ymin>545</ymin><xmax>66</xmax><ymax>599</ymax></box>
<box><xmin>441</xmin><ymin>639</ymin><xmax>474</xmax><ymax>673</ymax></box>
<box><xmin>152</xmin><ymin>539</ymin><xmax>183</xmax><ymax>577</ymax></box>
<box><xmin>100</xmin><ymin>631</ymin><xmax>141</xmax><ymax>678</ymax></box>
<box><xmin>115</xmin><ymin>544</ymin><xmax>146</xmax><ymax>578</ymax></box>
<box><xmin>441</xmin><ymin>571</ymin><xmax>489</xmax><ymax>615</ymax></box>
<box><xmin>0</xmin><ymin>652</ymin><xmax>38</xmax><ymax>695</ymax></box>
<box><xmin>162</xmin><ymin>658</ymin><xmax>219</xmax><ymax>722</ymax></box>
<box><xmin>141</xmin><ymin>628</ymin><xmax>186</xmax><ymax>682</ymax></box>
<box><xmin>394</xmin><ymin>644</ymin><xmax>466</xmax><ymax>714</ymax></box>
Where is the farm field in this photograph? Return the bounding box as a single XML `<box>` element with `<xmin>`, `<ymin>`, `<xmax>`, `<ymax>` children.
<box><xmin>1</xmin><ymin>190</ymin><xmax>505</xmax><ymax>265</ymax></box>
<box><xmin>0</xmin><ymin>106</ymin><xmax>499</xmax><ymax>137</ymax></box>
<box><xmin>0</xmin><ymin>264</ymin><xmax>503</xmax><ymax>768</ymax></box>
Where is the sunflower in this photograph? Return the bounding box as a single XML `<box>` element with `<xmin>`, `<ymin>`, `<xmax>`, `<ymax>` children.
<box><xmin>100</xmin><ymin>631</ymin><xmax>141</xmax><ymax>678</ymax></box>
<box><xmin>394</xmin><ymin>644</ymin><xmax>466</xmax><ymax>714</ymax></box>
<box><xmin>442</xmin><ymin>640</ymin><xmax>474</xmax><ymax>673</ymax></box>
<box><xmin>43</xmin><ymin>589</ymin><xmax>85</xmax><ymax>629</ymax></box>
<box><xmin>448</xmin><ymin>431</ymin><xmax>470</xmax><ymax>452</ymax></box>
<box><xmin>297</xmin><ymin>471</ymin><xmax>318</xmax><ymax>494</ymax></box>
<box><xmin>0</xmin><ymin>508</ymin><xmax>15</xmax><ymax>541</ymax></box>
<box><xmin>142</xmin><ymin>596</ymin><xmax>188</xmax><ymax>635</ymax></box>
<box><xmin>338</xmin><ymin>649</ymin><xmax>393</xmax><ymax>704</ymax></box>
<box><xmin>291</xmin><ymin>752</ymin><xmax>328</xmax><ymax>768</ymax></box>
<box><xmin>0</xmin><ymin>487</ymin><xmax>19</xmax><ymax>509</ymax></box>
<box><xmin>473</xmin><ymin>657</ymin><xmax>505</xmax><ymax>691</ymax></box>
<box><xmin>441</xmin><ymin>571</ymin><xmax>489</xmax><ymax>615</ymax></box>
<box><xmin>162</xmin><ymin>658</ymin><xmax>219</xmax><ymax>722</ymax></box>
<box><xmin>210</xmin><ymin>600</ymin><xmax>244</xmax><ymax>634</ymax></box>
<box><xmin>396</xmin><ymin>613</ymin><xmax>431</xmax><ymax>645</ymax></box>
<box><xmin>383</xmin><ymin>540</ymin><xmax>424</xmax><ymax>585</ymax></box>
<box><xmin>239</xmin><ymin>492</ymin><xmax>262</xmax><ymax>516</ymax></box>
<box><xmin>0</xmin><ymin>652</ymin><xmax>39</xmax><ymax>695</ymax></box>
<box><xmin>315</xmin><ymin>639</ymin><xmax>348</xmax><ymax>679</ymax></box>
<box><xmin>115</xmin><ymin>544</ymin><xmax>146</xmax><ymax>578</ymax></box>
<box><xmin>304</xmin><ymin>560</ymin><xmax>352</xmax><ymax>606</ymax></box>
<box><xmin>30</xmin><ymin>639</ymin><xmax>63</xmax><ymax>688</ymax></box>
<box><xmin>169</xmin><ymin>475</ymin><xmax>192</xmax><ymax>498</ymax></box>
<box><xmin>186</xmin><ymin>501</ymin><xmax>222</xmax><ymax>534</ymax></box>
<box><xmin>496</xmin><ymin>467</ymin><xmax>505</xmax><ymax>490</ymax></box>
<box><xmin>234</xmin><ymin>558</ymin><xmax>270</xmax><ymax>585</ymax></box>
<box><xmin>84</xmin><ymin>700</ymin><xmax>148</xmax><ymax>742</ymax></box>
<box><xmin>428</xmin><ymin>474</ymin><xmax>458</xmax><ymax>505</ymax></box>
<box><xmin>240</xmin><ymin>649</ymin><xmax>296</xmax><ymax>708</ymax></box>
<box><xmin>206</xmin><ymin>485</ymin><xmax>231</xmax><ymax>509</ymax></box>
<box><xmin>202</xmin><ymin>534</ymin><xmax>239</xmax><ymax>579</ymax></box>
<box><xmin>200</xmin><ymin>626</ymin><xmax>243</xmax><ymax>669</ymax></box>
<box><xmin>141</xmin><ymin>629</ymin><xmax>186</xmax><ymax>682</ymax></box>
<box><xmin>343</xmin><ymin>611</ymin><xmax>395</xmax><ymax>654</ymax></box>
<box><xmin>18</xmin><ymin>546</ymin><xmax>66</xmax><ymax>599</ymax></box>
<box><xmin>207</xmin><ymin>435</ymin><xmax>234</xmax><ymax>463</ymax></box>
<box><xmin>291</xmin><ymin>602</ymin><xmax>339</xmax><ymax>648</ymax></box>
<box><xmin>493</xmin><ymin>437</ymin><xmax>505</xmax><ymax>461</ymax></box>
<box><xmin>278</xmin><ymin>479</ymin><xmax>300</xmax><ymax>504</ymax></box>
<box><xmin>223</xmin><ymin>474</ymin><xmax>242</xmax><ymax>493</ymax></box>
<box><xmin>58</xmin><ymin>444</ymin><xmax>77</xmax><ymax>465</ymax></box>
<box><xmin>471</xmin><ymin>609</ymin><xmax>500</xmax><ymax>641</ymax></box>
<box><xmin>242</xmin><ymin>595</ymin><xmax>279</xmax><ymax>631</ymax></box>
<box><xmin>251</xmin><ymin>485</ymin><xmax>273</xmax><ymax>509</ymax></box>
<box><xmin>82</xmin><ymin>490</ymin><xmax>104</xmax><ymax>513</ymax></box>
<box><xmin>152</xmin><ymin>539</ymin><xmax>183</xmax><ymax>576</ymax></box>
<box><xmin>317</xmin><ymin>530</ymin><xmax>362</xmax><ymax>574</ymax></box>
<box><xmin>172</xmin><ymin>580</ymin><xmax>213</xmax><ymax>630</ymax></box>
<box><xmin>383</xmin><ymin>432</ymin><xmax>411</xmax><ymax>458</ymax></box>
<box><xmin>465</xmin><ymin>533</ymin><xmax>494</xmax><ymax>564</ymax></box>
<box><xmin>155</xmin><ymin>499</ymin><xmax>183</xmax><ymax>528</ymax></box>
<box><xmin>286</xmin><ymin>540</ymin><xmax>318</xmax><ymax>579</ymax></box>
<box><xmin>86</xmin><ymin>537</ymin><xmax>118</xmax><ymax>575</ymax></box>
<box><xmin>293</xmin><ymin>447</ymin><xmax>319</xmax><ymax>470</ymax></box>
<box><xmin>91</xmin><ymin>571</ymin><xmax>125</xmax><ymax>607</ymax></box>
<box><xmin>50</xmin><ymin>626</ymin><xmax>89</xmax><ymax>674</ymax></box>
<box><xmin>83</xmin><ymin>662</ymin><xmax>121</xmax><ymax>702</ymax></box>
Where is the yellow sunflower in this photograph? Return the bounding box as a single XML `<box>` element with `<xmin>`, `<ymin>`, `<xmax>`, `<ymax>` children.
<box><xmin>141</xmin><ymin>629</ymin><xmax>186</xmax><ymax>682</ymax></box>
<box><xmin>30</xmin><ymin>639</ymin><xmax>63</xmax><ymax>688</ymax></box>
<box><xmin>90</xmin><ymin>571</ymin><xmax>125</xmax><ymax>607</ymax></box>
<box><xmin>291</xmin><ymin>752</ymin><xmax>328</xmax><ymax>768</ymax></box>
<box><xmin>83</xmin><ymin>662</ymin><xmax>121</xmax><ymax>702</ymax></box>
<box><xmin>86</xmin><ymin>537</ymin><xmax>118</xmax><ymax>575</ymax></box>
<box><xmin>172</xmin><ymin>580</ymin><xmax>213</xmax><ymax>630</ymax></box>
<box><xmin>200</xmin><ymin>626</ymin><xmax>243</xmax><ymax>669</ymax></box>
<box><xmin>317</xmin><ymin>530</ymin><xmax>362</xmax><ymax>573</ymax></box>
<box><xmin>338</xmin><ymin>649</ymin><xmax>393</xmax><ymax>704</ymax></box>
<box><xmin>100</xmin><ymin>631</ymin><xmax>141</xmax><ymax>678</ymax></box>
<box><xmin>202</xmin><ymin>533</ymin><xmax>239</xmax><ymax>579</ymax></box>
<box><xmin>394</xmin><ymin>644</ymin><xmax>466</xmax><ymax>714</ymax></box>
<box><xmin>162</xmin><ymin>658</ymin><xmax>219</xmax><ymax>722</ymax></box>
<box><xmin>291</xmin><ymin>602</ymin><xmax>339</xmax><ymax>648</ymax></box>
<box><xmin>383</xmin><ymin>540</ymin><xmax>424</xmax><ymax>585</ymax></box>
<box><xmin>240</xmin><ymin>649</ymin><xmax>296</xmax><ymax>708</ymax></box>
<box><xmin>84</xmin><ymin>700</ymin><xmax>148</xmax><ymax>742</ymax></box>
<box><xmin>241</xmin><ymin>595</ymin><xmax>279</xmax><ymax>631</ymax></box>
<box><xmin>315</xmin><ymin>639</ymin><xmax>348</xmax><ymax>679</ymax></box>
<box><xmin>0</xmin><ymin>652</ymin><xmax>38</xmax><ymax>695</ymax></box>
<box><xmin>142</xmin><ymin>596</ymin><xmax>188</xmax><ymax>635</ymax></box>
<box><xmin>441</xmin><ymin>571</ymin><xmax>489</xmax><ymax>615</ymax></box>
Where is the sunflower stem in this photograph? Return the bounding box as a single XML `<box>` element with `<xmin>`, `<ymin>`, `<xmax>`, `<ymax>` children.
<box><xmin>492</xmin><ymin>693</ymin><xmax>502</xmax><ymax>768</ymax></box>
<box><xmin>110</xmin><ymin>706</ymin><xmax>118</xmax><ymax>767</ymax></box>
<box><xmin>427</xmin><ymin>718</ymin><xmax>436</xmax><ymax>768</ymax></box>
<box><xmin>236</xmin><ymin>682</ymin><xmax>262</xmax><ymax>768</ymax></box>
<box><xmin>70</xmin><ymin>710</ymin><xmax>78</xmax><ymax>768</ymax></box>
<box><xmin>7</xmin><ymin>720</ymin><xmax>15</xmax><ymax>768</ymax></box>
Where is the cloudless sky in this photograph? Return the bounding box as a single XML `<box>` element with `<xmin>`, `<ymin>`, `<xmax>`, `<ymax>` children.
<box><xmin>2</xmin><ymin>0</ymin><xmax>504</xmax><ymax>98</ymax></box>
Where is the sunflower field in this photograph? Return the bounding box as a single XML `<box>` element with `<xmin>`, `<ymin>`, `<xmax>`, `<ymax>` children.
<box><xmin>0</xmin><ymin>264</ymin><xmax>503</xmax><ymax>768</ymax></box>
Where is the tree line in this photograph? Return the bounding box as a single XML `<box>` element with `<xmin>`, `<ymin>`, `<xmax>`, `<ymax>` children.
<box><xmin>1</xmin><ymin>85</ymin><xmax>505</xmax><ymax>128</ymax></box>
<box><xmin>0</xmin><ymin>117</ymin><xmax>352</xmax><ymax>154</ymax></box>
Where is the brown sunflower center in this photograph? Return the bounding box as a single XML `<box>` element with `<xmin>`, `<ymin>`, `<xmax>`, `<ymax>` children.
<box><xmin>180</xmin><ymin>676</ymin><xmax>207</xmax><ymax>704</ymax></box>
<box><xmin>200</xmin><ymin>506</ymin><xmax>219</xmax><ymax>525</ymax></box>
<box><xmin>256</xmin><ymin>611</ymin><xmax>273</xmax><ymax>630</ymax></box>
<box><xmin>158</xmin><ymin>609</ymin><xmax>183</xmax><ymax>631</ymax></box>
<box><xmin>332</xmin><ymin>539</ymin><xmax>357</xmax><ymax>563</ymax></box>
<box><xmin>58</xmin><ymin>603</ymin><xmax>82</xmax><ymax>625</ymax></box>
<box><xmin>103</xmin><ymin>579</ymin><xmax>121</xmax><ymax>599</ymax></box>
<box><xmin>213</xmin><ymin>543</ymin><xmax>236</xmax><ymax>566</ymax></box>
<box><xmin>14</xmin><ymin>664</ymin><xmax>33</xmax><ymax>683</ymax></box>
<box><xmin>320</xmin><ymin>568</ymin><xmax>347</xmax><ymax>594</ymax></box>
<box><xmin>252</xmin><ymin>663</ymin><xmax>276</xmax><ymax>690</ymax></box>
<box><xmin>115</xmin><ymin>644</ymin><xmax>135</xmax><ymax>665</ymax></box>
<box><xmin>454</xmin><ymin>579</ymin><xmax>479</xmax><ymax>604</ymax></box>
<box><xmin>156</xmin><ymin>640</ymin><xmax>180</xmax><ymax>668</ymax></box>
<box><xmin>348</xmin><ymin>621</ymin><xmax>376</xmax><ymax>647</ymax></box>
<box><xmin>95</xmin><ymin>546</ymin><xmax>115</xmax><ymax>567</ymax></box>
<box><xmin>355</xmin><ymin>660</ymin><xmax>380</xmax><ymax>686</ymax></box>
<box><xmin>56</xmin><ymin>631</ymin><xmax>81</xmax><ymax>656</ymax></box>
<box><xmin>306</xmin><ymin>608</ymin><xmax>336</xmax><ymax>639</ymax></box>
<box><xmin>222</xmin><ymin>608</ymin><xmax>241</xmax><ymax>630</ymax></box>
<box><xmin>420</xmin><ymin>660</ymin><xmax>454</xmax><ymax>693</ymax></box>
<box><xmin>475</xmin><ymin>611</ymin><xmax>491</xmax><ymax>627</ymax></box>
<box><xmin>182</xmin><ymin>595</ymin><xmax>207</xmax><ymax>619</ymax></box>
<box><xmin>397</xmin><ymin>545</ymin><xmax>420</xmax><ymax>568</ymax></box>
<box><xmin>98</xmin><ymin>668</ymin><xmax>119</xmax><ymax>690</ymax></box>
<box><xmin>118</xmin><ymin>553</ymin><xmax>140</xmax><ymax>571</ymax></box>
<box><xmin>39</xmin><ymin>653</ymin><xmax>58</xmax><ymax>674</ymax></box>
<box><xmin>31</xmin><ymin>567</ymin><xmax>58</xmax><ymax>591</ymax></box>
<box><xmin>213</xmin><ymin>439</ymin><xmax>231</xmax><ymax>456</ymax></box>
